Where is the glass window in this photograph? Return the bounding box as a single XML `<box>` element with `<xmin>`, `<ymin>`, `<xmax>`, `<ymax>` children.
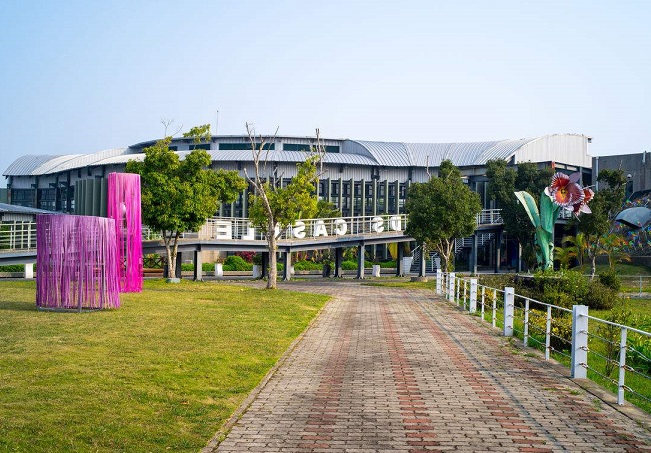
<box><xmin>220</xmin><ymin>143</ymin><xmax>274</xmax><ymax>150</ymax></box>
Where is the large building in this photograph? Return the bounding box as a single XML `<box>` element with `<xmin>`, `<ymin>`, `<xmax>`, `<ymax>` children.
<box><xmin>2</xmin><ymin>133</ymin><xmax>593</xmax><ymax>270</ymax></box>
<box><xmin>593</xmin><ymin>151</ymin><xmax>651</xmax><ymax>198</ymax></box>
<box><xmin>3</xmin><ymin>133</ymin><xmax>592</xmax><ymax>213</ymax></box>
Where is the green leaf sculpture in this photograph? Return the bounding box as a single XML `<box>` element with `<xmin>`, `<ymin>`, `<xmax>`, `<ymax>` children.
<box><xmin>514</xmin><ymin>171</ymin><xmax>593</xmax><ymax>270</ymax></box>
<box><xmin>515</xmin><ymin>191</ymin><xmax>560</xmax><ymax>270</ymax></box>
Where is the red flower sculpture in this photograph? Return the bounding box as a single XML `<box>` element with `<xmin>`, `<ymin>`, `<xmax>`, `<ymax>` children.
<box><xmin>545</xmin><ymin>172</ymin><xmax>593</xmax><ymax>217</ymax></box>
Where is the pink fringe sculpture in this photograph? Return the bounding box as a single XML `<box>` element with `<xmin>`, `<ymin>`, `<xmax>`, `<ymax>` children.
<box><xmin>107</xmin><ymin>173</ymin><xmax>143</xmax><ymax>292</ymax></box>
<box><xmin>36</xmin><ymin>214</ymin><xmax>121</xmax><ymax>310</ymax></box>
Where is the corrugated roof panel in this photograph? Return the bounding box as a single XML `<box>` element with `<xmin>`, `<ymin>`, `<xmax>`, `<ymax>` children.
<box><xmin>42</xmin><ymin>148</ymin><xmax>130</xmax><ymax>174</ymax></box>
<box><xmin>3</xmin><ymin>155</ymin><xmax>66</xmax><ymax>176</ymax></box>
<box><xmin>477</xmin><ymin>138</ymin><xmax>537</xmax><ymax>165</ymax></box>
<box><xmin>206</xmin><ymin>149</ymin><xmax>378</xmax><ymax>166</ymax></box>
<box><xmin>353</xmin><ymin>141</ymin><xmax>410</xmax><ymax>166</ymax></box>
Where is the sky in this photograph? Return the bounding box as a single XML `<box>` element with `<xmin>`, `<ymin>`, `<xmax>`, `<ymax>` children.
<box><xmin>1</xmin><ymin>0</ymin><xmax>649</xmax><ymax>186</ymax></box>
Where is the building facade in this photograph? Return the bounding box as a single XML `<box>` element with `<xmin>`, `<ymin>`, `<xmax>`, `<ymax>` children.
<box><xmin>4</xmin><ymin>133</ymin><xmax>592</xmax><ymax>214</ymax></box>
<box><xmin>2</xmin><ymin>133</ymin><xmax>593</xmax><ymax>271</ymax></box>
<box><xmin>593</xmin><ymin>151</ymin><xmax>651</xmax><ymax>199</ymax></box>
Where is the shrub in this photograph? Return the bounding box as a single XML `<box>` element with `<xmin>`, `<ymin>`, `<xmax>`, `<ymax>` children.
<box><xmin>235</xmin><ymin>251</ymin><xmax>255</xmax><ymax>263</ymax></box>
<box><xmin>293</xmin><ymin>260</ymin><xmax>323</xmax><ymax>271</ymax></box>
<box><xmin>584</xmin><ymin>281</ymin><xmax>618</xmax><ymax>310</ymax></box>
<box><xmin>528</xmin><ymin>311</ymin><xmax>573</xmax><ymax>352</ymax></box>
<box><xmin>223</xmin><ymin>255</ymin><xmax>252</xmax><ymax>271</ymax></box>
<box><xmin>532</xmin><ymin>270</ymin><xmax>589</xmax><ymax>309</ymax></box>
<box><xmin>599</xmin><ymin>269</ymin><xmax>622</xmax><ymax>292</ymax></box>
<box><xmin>0</xmin><ymin>265</ymin><xmax>24</xmax><ymax>272</ymax></box>
<box><xmin>341</xmin><ymin>260</ymin><xmax>358</xmax><ymax>270</ymax></box>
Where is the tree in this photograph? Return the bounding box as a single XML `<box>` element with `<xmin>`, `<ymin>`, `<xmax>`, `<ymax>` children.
<box><xmin>126</xmin><ymin>125</ymin><xmax>246</xmax><ymax>280</ymax></box>
<box><xmin>573</xmin><ymin>169</ymin><xmax>627</xmax><ymax>278</ymax></box>
<box><xmin>564</xmin><ymin>232</ymin><xmax>587</xmax><ymax>266</ymax></box>
<box><xmin>486</xmin><ymin>160</ymin><xmax>553</xmax><ymax>269</ymax></box>
<box><xmin>245</xmin><ymin>124</ymin><xmax>323</xmax><ymax>289</ymax></box>
<box><xmin>405</xmin><ymin>160</ymin><xmax>482</xmax><ymax>272</ymax></box>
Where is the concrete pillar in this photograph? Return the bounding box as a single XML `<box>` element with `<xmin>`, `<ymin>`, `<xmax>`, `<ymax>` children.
<box><xmin>436</xmin><ymin>269</ymin><xmax>442</xmax><ymax>295</ymax></box>
<box><xmin>175</xmin><ymin>252</ymin><xmax>183</xmax><ymax>279</ymax></box>
<box><xmin>396</xmin><ymin>243</ymin><xmax>404</xmax><ymax>277</ymax></box>
<box><xmin>494</xmin><ymin>232</ymin><xmax>502</xmax><ymax>273</ymax></box>
<box><xmin>215</xmin><ymin>262</ymin><xmax>223</xmax><ymax>277</ymax></box>
<box><xmin>356</xmin><ymin>244</ymin><xmax>365</xmax><ymax>279</ymax></box>
<box><xmin>418</xmin><ymin>244</ymin><xmax>426</xmax><ymax>277</ymax></box>
<box><xmin>193</xmin><ymin>250</ymin><xmax>202</xmax><ymax>281</ymax></box>
<box><xmin>469</xmin><ymin>278</ymin><xmax>478</xmax><ymax>313</ymax></box>
<box><xmin>571</xmin><ymin>305</ymin><xmax>589</xmax><ymax>379</ymax></box>
<box><xmin>334</xmin><ymin>247</ymin><xmax>344</xmax><ymax>278</ymax></box>
<box><xmin>24</xmin><ymin>263</ymin><xmax>34</xmax><ymax>279</ymax></box>
<box><xmin>448</xmin><ymin>272</ymin><xmax>456</xmax><ymax>302</ymax></box>
<box><xmin>283</xmin><ymin>251</ymin><xmax>292</xmax><ymax>281</ymax></box>
<box><xmin>504</xmin><ymin>287</ymin><xmax>514</xmax><ymax>337</ymax></box>
<box><xmin>470</xmin><ymin>233</ymin><xmax>478</xmax><ymax>275</ymax></box>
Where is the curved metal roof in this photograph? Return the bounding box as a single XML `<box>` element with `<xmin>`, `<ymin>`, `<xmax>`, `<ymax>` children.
<box><xmin>2</xmin><ymin>134</ymin><xmax>589</xmax><ymax>177</ymax></box>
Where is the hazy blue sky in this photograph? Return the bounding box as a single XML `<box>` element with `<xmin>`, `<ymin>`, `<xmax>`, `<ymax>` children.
<box><xmin>1</xmin><ymin>0</ymin><xmax>649</xmax><ymax>184</ymax></box>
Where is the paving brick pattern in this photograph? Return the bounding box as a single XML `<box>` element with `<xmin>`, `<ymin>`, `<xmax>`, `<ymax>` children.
<box><xmin>208</xmin><ymin>281</ymin><xmax>651</xmax><ymax>452</ymax></box>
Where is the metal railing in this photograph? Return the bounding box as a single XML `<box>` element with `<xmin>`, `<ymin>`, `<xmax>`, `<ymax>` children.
<box><xmin>196</xmin><ymin>214</ymin><xmax>409</xmax><ymax>241</ymax></box>
<box><xmin>438</xmin><ymin>271</ymin><xmax>651</xmax><ymax>407</ymax></box>
<box><xmin>0</xmin><ymin>221</ymin><xmax>37</xmax><ymax>251</ymax></box>
<box><xmin>476</xmin><ymin>209</ymin><xmax>503</xmax><ymax>225</ymax></box>
<box><xmin>1</xmin><ymin>209</ymin><xmax>505</xmax><ymax>253</ymax></box>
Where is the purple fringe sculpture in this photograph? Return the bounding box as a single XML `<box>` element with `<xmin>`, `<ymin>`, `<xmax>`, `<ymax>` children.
<box><xmin>36</xmin><ymin>214</ymin><xmax>121</xmax><ymax>310</ymax></box>
<box><xmin>107</xmin><ymin>173</ymin><xmax>143</xmax><ymax>293</ymax></box>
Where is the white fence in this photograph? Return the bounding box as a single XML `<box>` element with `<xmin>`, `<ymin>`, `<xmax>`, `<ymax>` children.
<box><xmin>438</xmin><ymin>271</ymin><xmax>651</xmax><ymax>407</ymax></box>
<box><xmin>0</xmin><ymin>221</ymin><xmax>37</xmax><ymax>251</ymax></box>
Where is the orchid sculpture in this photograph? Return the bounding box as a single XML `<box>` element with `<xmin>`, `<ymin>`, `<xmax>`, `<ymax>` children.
<box><xmin>515</xmin><ymin>172</ymin><xmax>593</xmax><ymax>270</ymax></box>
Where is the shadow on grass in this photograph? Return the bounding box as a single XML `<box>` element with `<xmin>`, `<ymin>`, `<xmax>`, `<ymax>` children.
<box><xmin>0</xmin><ymin>301</ymin><xmax>38</xmax><ymax>312</ymax></box>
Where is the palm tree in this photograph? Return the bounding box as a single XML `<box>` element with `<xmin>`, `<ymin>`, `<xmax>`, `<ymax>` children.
<box><xmin>564</xmin><ymin>233</ymin><xmax>587</xmax><ymax>267</ymax></box>
<box><xmin>554</xmin><ymin>243</ymin><xmax>577</xmax><ymax>270</ymax></box>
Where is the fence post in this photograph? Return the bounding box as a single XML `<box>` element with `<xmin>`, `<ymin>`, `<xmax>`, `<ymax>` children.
<box><xmin>504</xmin><ymin>287</ymin><xmax>514</xmax><ymax>337</ymax></box>
<box><xmin>436</xmin><ymin>270</ymin><xmax>442</xmax><ymax>295</ymax></box>
<box><xmin>571</xmin><ymin>305</ymin><xmax>589</xmax><ymax>379</ymax></box>
<box><xmin>545</xmin><ymin>305</ymin><xmax>552</xmax><ymax>360</ymax></box>
<box><xmin>618</xmin><ymin>327</ymin><xmax>628</xmax><ymax>405</ymax></box>
<box><xmin>456</xmin><ymin>276</ymin><xmax>461</xmax><ymax>305</ymax></box>
<box><xmin>448</xmin><ymin>272</ymin><xmax>455</xmax><ymax>302</ymax></box>
<box><xmin>481</xmin><ymin>286</ymin><xmax>485</xmax><ymax>321</ymax></box>
<box><xmin>469</xmin><ymin>279</ymin><xmax>477</xmax><ymax>313</ymax></box>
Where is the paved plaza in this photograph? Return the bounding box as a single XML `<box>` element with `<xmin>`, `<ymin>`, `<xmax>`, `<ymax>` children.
<box><xmin>205</xmin><ymin>280</ymin><xmax>651</xmax><ymax>452</ymax></box>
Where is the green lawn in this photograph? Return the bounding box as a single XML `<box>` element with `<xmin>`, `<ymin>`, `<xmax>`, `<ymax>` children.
<box><xmin>0</xmin><ymin>280</ymin><xmax>328</xmax><ymax>452</ymax></box>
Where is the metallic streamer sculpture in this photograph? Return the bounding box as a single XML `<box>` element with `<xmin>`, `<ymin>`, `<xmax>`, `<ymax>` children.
<box><xmin>515</xmin><ymin>172</ymin><xmax>593</xmax><ymax>270</ymax></box>
<box><xmin>107</xmin><ymin>172</ymin><xmax>143</xmax><ymax>292</ymax></box>
<box><xmin>36</xmin><ymin>214</ymin><xmax>120</xmax><ymax>310</ymax></box>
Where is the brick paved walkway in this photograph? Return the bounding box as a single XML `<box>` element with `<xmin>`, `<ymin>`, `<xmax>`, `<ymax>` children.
<box><xmin>205</xmin><ymin>280</ymin><xmax>651</xmax><ymax>452</ymax></box>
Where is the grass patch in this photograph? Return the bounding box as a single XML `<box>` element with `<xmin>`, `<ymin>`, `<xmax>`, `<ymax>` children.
<box><xmin>362</xmin><ymin>279</ymin><xmax>436</xmax><ymax>290</ymax></box>
<box><xmin>0</xmin><ymin>280</ymin><xmax>328</xmax><ymax>452</ymax></box>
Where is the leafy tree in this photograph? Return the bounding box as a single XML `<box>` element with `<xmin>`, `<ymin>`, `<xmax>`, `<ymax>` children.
<box><xmin>405</xmin><ymin>160</ymin><xmax>481</xmax><ymax>272</ymax></box>
<box><xmin>126</xmin><ymin>125</ymin><xmax>246</xmax><ymax>280</ymax></box>
<box><xmin>246</xmin><ymin>124</ymin><xmax>323</xmax><ymax>289</ymax></box>
<box><xmin>486</xmin><ymin>160</ymin><xmax>553</xmax><ymax>269</ymax></box>
<box><xmin>573</xmin><ymin>169</ymin><xmax>626</xmax><ymax>278</ymax></box>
